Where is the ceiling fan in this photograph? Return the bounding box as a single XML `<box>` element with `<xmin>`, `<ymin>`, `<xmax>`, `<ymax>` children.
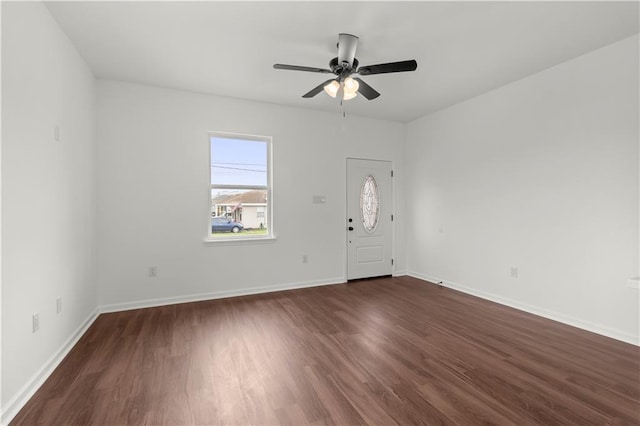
<box><xmin>273</xmin><ymin>33</ymin><xmax>417</xmax><ymax>102</ymax></box>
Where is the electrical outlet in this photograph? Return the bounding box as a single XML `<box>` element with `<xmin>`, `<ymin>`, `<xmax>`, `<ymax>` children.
<box><xmin>510</xmin><ymin>267</ymin><xmax>519</xmax><ymax>278</ymax></box>
<box><xmin>33</xmin><ymin>313</ymin><xmax>40</xmax><ymax>333</ymax></box>
<box><xmin>56</xmin><ymin>297</ymin><xmax>62</xmax><ymax>314</ymax></box>
<box><xmin>149</xmin><ymin>266</ymin><xmax>157</xmax><ymax>277</ymax></box>
<box><xmin>302</xmin><ymin>255</ymin><xmax>308</xmax><ymax>264</ymax></box>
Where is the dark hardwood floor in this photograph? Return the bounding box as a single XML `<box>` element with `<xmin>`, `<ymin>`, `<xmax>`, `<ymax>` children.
<box><xmin>11</xmin><ymin>276</ymin><xmax>640</xmax><ymax>425</ymax></box>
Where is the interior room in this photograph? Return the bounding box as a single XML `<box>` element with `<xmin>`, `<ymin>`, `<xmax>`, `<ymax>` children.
<box><xmin>2</xmin><ymin>1</ymin><xmax>638</xmax><ymax>424</ymax></box>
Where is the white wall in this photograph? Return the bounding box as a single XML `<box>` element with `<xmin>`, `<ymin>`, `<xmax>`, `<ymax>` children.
<box><xmin>0</xmin><ymin>0</ymin><xmax>4</xmax><ymax>412</ymax></box>
<box><xmin>96</xmin><ymin>80</ymin><xmax>405</xmax><ymax>309</ymax></box>
<box><xmin>1</xmin><ymin>1</ymin><xmax>97</xmax><ymax>418</ymax></box>
<box><xmin>406</xmin><ymin>35</ymin><xmax>639</xmax><ymax>344</ymax></box>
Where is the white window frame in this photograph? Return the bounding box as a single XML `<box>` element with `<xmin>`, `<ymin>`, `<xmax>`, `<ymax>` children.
<box><xmin>206</xmin><ymin>131</ymin><xmax>274</xmax><ymax>242</ymax></box>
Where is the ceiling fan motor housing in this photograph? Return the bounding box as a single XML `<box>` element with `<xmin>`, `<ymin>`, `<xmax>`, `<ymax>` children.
<box><xmin>330</xmin><ymin>57</ymin><xmax>359</xmax><ymax>80</ymax></box>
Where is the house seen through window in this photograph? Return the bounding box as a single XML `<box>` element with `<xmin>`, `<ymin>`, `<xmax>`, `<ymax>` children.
<box><xmin>209</xmin><ymin>133</ymin><xmax>271</xmax><ymax>239</ymax></box>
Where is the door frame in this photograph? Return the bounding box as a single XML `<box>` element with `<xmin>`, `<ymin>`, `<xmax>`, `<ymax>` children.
<box><xmin>345</xmin><ymin>157</ymin><xmax>395</xmax><ymax>281</ymax></box>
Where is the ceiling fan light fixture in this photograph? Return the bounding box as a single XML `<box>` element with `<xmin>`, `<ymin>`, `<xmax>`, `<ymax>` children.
<box><xmin>323</xmin><ymin>80</ymin><xmax>340</xmax><ymax>98</ymax></box>
<box><xmin>343</xmin><ymin>91</ymin><xmax>358</xmax><ymax>101</ymax></box>
<box><xmin>344</xmin><ymin>76</ymin><xmax>359</xmax><ymax>92</ymax></box>
<box><xmin>342</xmin><ymin>77</ymin><xmax>359</xmax><ymax>100</ymax></box>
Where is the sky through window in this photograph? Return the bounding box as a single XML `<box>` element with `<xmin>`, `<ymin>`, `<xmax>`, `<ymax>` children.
<box><xmin>210</xmin><ymin>137</ymin><xmax>267</xmax><ymax>186</ymax></box>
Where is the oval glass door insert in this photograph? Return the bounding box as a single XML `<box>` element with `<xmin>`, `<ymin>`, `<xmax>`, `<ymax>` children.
<box><xmin>360</xmin><ymin>175</ymin><xmax>380</xmax><ymax>232</ymax></box>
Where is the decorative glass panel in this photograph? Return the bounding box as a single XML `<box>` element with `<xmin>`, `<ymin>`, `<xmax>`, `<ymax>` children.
<box><xmin>360</xmin><ymin>175</ymin><xmax>380</xmax><ymax>232</ymax></box>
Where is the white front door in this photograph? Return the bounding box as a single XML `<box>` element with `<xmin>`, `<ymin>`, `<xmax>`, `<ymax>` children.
<box><xmin>347</xmin><ymin>158</ymin><xmax>393</xmax><ymax>280</ymax></box>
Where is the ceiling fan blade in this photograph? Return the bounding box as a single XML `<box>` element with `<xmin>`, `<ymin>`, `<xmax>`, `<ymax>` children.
<box><xmin>337</xmin><ymin>33</ymin><xmax>359</xmax><ymax>67</ymax></box>
<box><xmin>358</xmin><ymin>60</ymin><xmax>417</xmax><ymax>75</ymax></box>
<box><xmin>302</xmin><ymin>79</ymin><xmax>336</xmax><ymax>98</ymax></box>
<box><xmin>273</xmin><ymin>64</ymin><xmax>332</xmax><ymax>74</ymax></box>
<box><xmin>353</xmin><ymin>78</ymin><xmax>380</xmax><ymax>100</ymax></box>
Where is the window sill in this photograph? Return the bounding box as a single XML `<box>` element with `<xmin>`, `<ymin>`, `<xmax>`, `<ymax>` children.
<box><xmin>203</xmin><ymin>235</ymin><xmax>277</xmax><ymax>245</ymax></box>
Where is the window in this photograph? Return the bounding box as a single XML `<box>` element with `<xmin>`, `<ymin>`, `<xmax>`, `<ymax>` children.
<box><xmin>209</xmin><ymin>132</ymin><xmax>272</xmax><ymax>240</ymax></box>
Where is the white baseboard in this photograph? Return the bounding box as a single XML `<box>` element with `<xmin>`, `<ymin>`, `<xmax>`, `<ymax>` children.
<box><xmin>393</xmin><ymin>270</ymin><xmax>408</xmax><ymax>277</ymax></box>
<box><xmin>1</xmin><ymin>309</ymin><xmax>100</xmax><ymax>425</ymax></box>
<box><xmin>99</xmin><ymin>276</ymin><xmax>347</xmax><ymax>313</ymax></box>
<box><xmin>407</xmin><ymin>271</ymin><xmax>639</xmax><ymax>346</ymax></box>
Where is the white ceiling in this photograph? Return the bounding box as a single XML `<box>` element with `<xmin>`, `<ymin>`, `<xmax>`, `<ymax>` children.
<box><xmin>46</xmin><ymin>1</ymin><xmax>639</xmax><ymax>123</ymax></box>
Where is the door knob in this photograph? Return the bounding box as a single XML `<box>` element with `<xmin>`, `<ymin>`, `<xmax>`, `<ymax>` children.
<box><xmin>348</xmin><ymin>226</ymin><xmax>354</xmax><ymax>231</ymax></box>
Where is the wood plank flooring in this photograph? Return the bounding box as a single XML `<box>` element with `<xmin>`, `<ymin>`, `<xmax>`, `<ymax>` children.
<box><xmin>11</xmin><ymin>276</ymin><xmax>640</xmax><ymax>425</ymax></box>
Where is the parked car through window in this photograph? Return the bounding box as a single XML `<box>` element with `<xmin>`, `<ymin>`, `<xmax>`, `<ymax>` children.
<box><xmin>211</xmin><ymin>217</ymin><xmax>244</xmax><ymax>233</ymax></box>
